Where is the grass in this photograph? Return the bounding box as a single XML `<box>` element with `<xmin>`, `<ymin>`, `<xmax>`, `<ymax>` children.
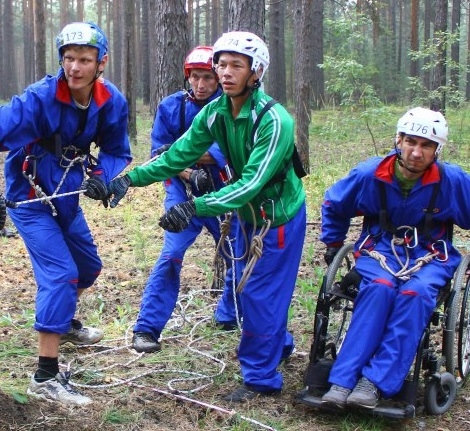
<box><xmin>2</xmin><ymin>102</ymin><xmax>470</xmax><ymax>430</ymax></box>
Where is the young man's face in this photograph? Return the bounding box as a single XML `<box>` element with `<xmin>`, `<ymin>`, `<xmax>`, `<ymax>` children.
<box><xmin>62</xmin><ymin>45</ymin><xmax>107</xmax><ymax>92</ymax></box>
<box><xmin>215</xmin><ymin>52</ymin><xmax>258</xmax><ymax>97</ymax></box>
<box><xmin>188</xmin><ymin>68</ymin><xmax>218</xmax><ymax>102</ymax></box>
<box><xmin>396</xmin><ymin>134</ymin><xmax>438</xmax><ymax>178</ymax></box>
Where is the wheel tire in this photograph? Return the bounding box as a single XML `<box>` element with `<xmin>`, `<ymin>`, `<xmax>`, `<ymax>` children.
<box><xmin>444</xmin><ymin>255</ymin><xmax>470</xmax><ymax>379</ymax></box>
<box><xmin>424</xmin><ymin>372</ymin><xmax>457</xmax><ymax>415</ymax></box>
<box><xmin>0</xmin><ymin>194</ymin><xmax>6</xmax><ymax>231</ymax></box>
<box><xmin>458</xmin><ymin>276</ymin><xmax>470</xmax><ymax>383</ymax></box>
<box><xmin>323</xmin><ymin>243</ymin><xmax>355</xmax><ymax>356</ymax></box>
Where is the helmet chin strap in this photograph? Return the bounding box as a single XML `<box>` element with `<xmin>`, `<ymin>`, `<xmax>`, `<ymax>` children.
<box><xmin>395</xmin><ymin>141</ymin><xmax>436</xmax><ymax>174</ymax></box>
<box><xmin>231</xmin><ymin>71</ymin><xmax>259</xmax><ymax>98</ymax></box>
<box><xmin>396</xmin><ymin>153</ymin><xmax>427</xmax><ymax>174</ymax></box>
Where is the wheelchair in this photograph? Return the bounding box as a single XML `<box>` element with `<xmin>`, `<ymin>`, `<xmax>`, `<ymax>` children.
<box><xmin>296</xmin><ymin>242</ymin><xmax>470</xmax><ymax>418</ymax></box>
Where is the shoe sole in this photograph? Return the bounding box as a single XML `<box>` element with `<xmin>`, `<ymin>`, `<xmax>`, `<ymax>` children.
<box><xmin>132</xmin><ymin>346</ymin><xmax>161</xmax><ymax>353</ymax></box>
<box><xmin>27</xmin><ymin>388</ymin><xmax>92</xmax><ymax>406</ymax></box>
<box><xmin>27</xmin><ymin>388</ymin><xmax>55</xmax><ymax>403</ymax></box>
<box><xmin>59</xmin><ymin>335</ymin><xmax>104</xmax><ymax>346</ymax></box>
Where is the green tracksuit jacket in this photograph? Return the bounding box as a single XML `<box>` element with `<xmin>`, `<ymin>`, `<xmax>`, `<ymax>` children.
<box><xmin>128</xmin><ymin>89</ymin><xmax>305</xmax><ymax>227</ymax></box>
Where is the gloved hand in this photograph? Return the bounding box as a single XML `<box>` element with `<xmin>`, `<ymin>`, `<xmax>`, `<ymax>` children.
<box><xmin>189</xmin><ymin>169</ymin><xmax>213</xmax><ymax>194</ymax></box>
<box><xmin>159</xmin><ymin>200</ymin><xmax>196</xmax><ymax>232</ymax></box>
<box><xmin>324</xmin><ymin>246</ymin><xmax>342</xmax><ymax>265</ymax></box>
<box><xmin>0</xmin><ymin>194</ymin><xmax>6</xmax><ymax>231</ymax></box>
<box><xmin>107</xmin><ymin>174</ymin><xmax>132</xmax><ymax>208</ymax></box>
<box><xmin>154</xmin><ymin>143</ymin><xmax>172</xmax><ymax>156</ymax></box>
<box><xmin>81</xmin><ymin>175</ymin><xmax>109</xmax><ymax>207</ymax></box>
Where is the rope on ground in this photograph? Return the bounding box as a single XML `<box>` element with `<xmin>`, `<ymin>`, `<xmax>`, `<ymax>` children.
<box><xmin>60</xmin><ymin>288</ymin><xmax>276</xmax><ymax>430</ymax></box>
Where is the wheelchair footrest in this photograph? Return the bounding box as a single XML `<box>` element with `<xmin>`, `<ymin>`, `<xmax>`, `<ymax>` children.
<box><xmin>295</xmin><ymin>388</ymin><xmax>416</xmax><ymax>419</ymax></box>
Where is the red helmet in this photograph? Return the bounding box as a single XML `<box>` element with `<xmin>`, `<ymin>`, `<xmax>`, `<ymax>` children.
<box><xmin>183</xmin><ymin>46</ymin><xmax>215</xmax><ymax>79</ymax></box>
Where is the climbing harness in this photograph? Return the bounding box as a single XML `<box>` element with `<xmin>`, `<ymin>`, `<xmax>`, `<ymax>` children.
<box><xmin>359</xmin><ymin>225</ymin><xmax>448</xmax><ymax>281</ymax></box>
<box><xmin>360</xmin><ymin>163</ymin><xmax>449</xmax><ymax>281</ymax></box>
<box><xmin>19</xmin><ymin>146</ymin><xmax>88</xmax><ymax>216</ymax></box>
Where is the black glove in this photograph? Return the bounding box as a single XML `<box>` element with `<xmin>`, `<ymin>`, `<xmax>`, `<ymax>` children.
<box><xmin>81</xmin><ymin>175</ymin><xmax>109</xmax><ymax>207</ymax></box>
<box><xmin>154</xmin><ymin>143</ymin><xmax>172</xmax><ymax>156</ymax></box>
<box><xmin>107</xmin><ymin>175</ymin><xmax>132</xmax><ymax>208</ymax></box>
<box><xmin>159</xmin><ymin>200</ymin><xmax>196</xmax><ymax>232</ymax></box>
<box><xmin>324</xmin><ymin>246</ymin><xmax>342</xmax><ymax>266</ymax></box>
<box><xmin>0</xmin><ymin>194</ymin><xmax>6</xmax><ymax>231</ymax></box>
<box><xmin>189</xmin><ymin>169</ymin><xmax>213</xmax><ymax>194</ymax></box>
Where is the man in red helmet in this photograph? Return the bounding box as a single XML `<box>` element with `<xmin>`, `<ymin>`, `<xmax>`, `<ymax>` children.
<box><xmin>131</xmin><ymin>46</ymin><xmax>238</xmax><ymax>353</ymax></box>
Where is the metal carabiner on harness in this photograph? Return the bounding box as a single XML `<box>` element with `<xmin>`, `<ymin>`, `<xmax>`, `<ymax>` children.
<box><xmin>22</xmin><ymin>155</ymin><xmax>38</xmax><ymax>181</ymax></box>
<box><xmin>431</xmin><ymin>239</ymin><xmax>449</xmax><ymax>262</ymax></box>
<box><xmin>403</xmin><ymin>226</ymin><xmax>418</xmax><ymax>249</ymax></box>
<box><xmin>260</xmin><ymin>199</ymin><xmax>275</xmax><ymax>224</ymax></box>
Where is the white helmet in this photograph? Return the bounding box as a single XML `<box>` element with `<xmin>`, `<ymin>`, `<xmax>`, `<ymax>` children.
<box><xmin>56</xmin><ymin>22</ymin><xmax>108</xmax><ymax>62</ymax></box>
<box><xmin>213</xmin><ymin>31</ymin><xmax>270</xmax><ymax>80</ymax></box>
<box><xmin>396</xmin><ymin>107</ymin><xmax>448</xmax><ymax>156</ymax></box>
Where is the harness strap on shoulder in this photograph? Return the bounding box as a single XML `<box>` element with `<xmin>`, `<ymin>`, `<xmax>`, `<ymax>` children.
<box><xmin>377</xmin><ymin>163</ymin><xmax>445</xmax><ymax>239</ymax></box>
<box><xmin>179</xmin><ymin>94</ymin><xmax>187</xmax><ymax>137</ymax></box>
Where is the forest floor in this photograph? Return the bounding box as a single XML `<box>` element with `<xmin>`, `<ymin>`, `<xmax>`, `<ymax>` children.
<box><xmin>1</xmin><ymin>209</ymin><xmax>470</xmax><ymax>431</ymax></box>
<box><xmin>2</xmin><ymin>106</ymin><xmax>470</xmax><ymax>430</ymax></box>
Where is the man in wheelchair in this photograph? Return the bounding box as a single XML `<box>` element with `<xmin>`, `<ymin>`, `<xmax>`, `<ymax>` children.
<box><xmin>320</xmin><ymin>107</ymin><xmax>470</xmax><ymax>409</ymax></box>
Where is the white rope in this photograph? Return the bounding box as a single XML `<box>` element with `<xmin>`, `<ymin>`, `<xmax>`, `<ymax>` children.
<box><xmin>362</xmin><ymin>226</ymin><xmax>441</xmax><ymax>281</ymax></box>
<box><xmin>57</xmin><ymin>289</ymin><xmax>276</xmax><ymax>430</ymax></box>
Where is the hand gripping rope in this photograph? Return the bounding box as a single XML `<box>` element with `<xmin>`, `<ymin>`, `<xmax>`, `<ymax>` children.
<box><xmin>13</xmin><ymin>148</ymin><xmax>88</xmax><ymax>216</ymax></box>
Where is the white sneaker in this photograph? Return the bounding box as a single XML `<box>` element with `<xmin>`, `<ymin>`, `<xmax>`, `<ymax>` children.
<box><xmin>60</xmin><ymin>319</ymin><xmax>104</xmax><ymax>345</ymax></box>
<box><xmin>27</xmin><ymin>372</ymin><xmax>92</xmax><ymax>405</ymax></box>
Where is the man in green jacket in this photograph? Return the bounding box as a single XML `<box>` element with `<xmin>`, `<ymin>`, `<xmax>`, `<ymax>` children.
<box><xmin>108</xmin><ymin>31</ymin><xmax>306</xmax><ymax>402</ymax></box>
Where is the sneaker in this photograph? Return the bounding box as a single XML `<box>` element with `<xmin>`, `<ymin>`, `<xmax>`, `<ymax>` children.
<box><xmin>321</xmin><ymin>384</ymin><xmax>352</xmax><ymax>408</ymax></box>
<box><xmin>60</xmin><ymin>319</ymin><xmax>104</xmax><ymax>345</ymax></box>
<box><xmin>347</xmin><ymin>377</ymin><xmax>380</xmax><ymax>408</ymax></box>
<box><xmin>132</xmin><ymin>332</ymin><xmax>161</xmax><ymax>353</ymax></box>
<box><xmin>27</xmin><ymin>372</ymin><xmax>92</xmax><ymax>406</ymax></box>
<box><xmin>222</xmin><ymin>385</ymin><xmax>280</xmax><ymax>402</ymax></box>
<box><xmin>215</xmin><ymin>321</ymin><xmax>238</xmax><ymax>331</ymax></box>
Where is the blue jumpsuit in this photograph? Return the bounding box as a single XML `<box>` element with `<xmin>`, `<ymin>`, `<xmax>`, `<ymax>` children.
<box><xmin>133</xmin><ymin>87</ymin><xmax>238</xmax><ymax>341</ymax></box>
<box><xmin>321</xmin><ymin>154</ymin><xmax>470</xmax><ymax>397</ymax></box>
<box><xmin>0</xmin><ymin>71</ymin><xmax>132</xmax><ymax>334</ymax></box>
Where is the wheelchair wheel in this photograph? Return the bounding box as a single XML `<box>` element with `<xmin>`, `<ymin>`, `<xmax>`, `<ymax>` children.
<box><xmin>323</xmin><ymin>243</ymin><xmax>355</xmax><ymax>356</ymax></box>
<box><xmin>458</xmin><ymin>265</ymin><xmax>470</xmax><ymax>383</ymax></box>
<box><xmin>423</xmin><ymin>372</ymin><xmax>457</xmax><ymax>415</ymax></box>
<box><xmin>443</xmin><ymin>254</ymin><xmax>470</xmax><ymax>383</ymax></box>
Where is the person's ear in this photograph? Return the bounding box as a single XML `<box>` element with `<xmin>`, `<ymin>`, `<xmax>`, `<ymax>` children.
<box><xmin>98</xmin><ymin>54</ymin><xmax>108</xmax><ymax>72</ymax></box>
<box><xmin>396</xmin><ymin>135</ymin><xmax>402</xmax><ymax>149</ymax></box>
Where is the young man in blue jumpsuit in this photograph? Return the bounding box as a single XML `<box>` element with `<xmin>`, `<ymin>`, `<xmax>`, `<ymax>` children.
<box><xmin>321</xmin><ymin>107</ymin><xmax>470</xmax><ymax>409</ymax></box>
<box><xmin>131</xmin><ymin>46</ymin><xmax>238</xmax><ymax>353</ymax></box>
<box><xmin>0</xmin><ymin>22</ymin><xmax>132</xmax><ymax>405</ymax></box>
<box><xmin>107</xmin><ymin>31</ymin><xmax>306</xmax><ymax>402</ymax></box>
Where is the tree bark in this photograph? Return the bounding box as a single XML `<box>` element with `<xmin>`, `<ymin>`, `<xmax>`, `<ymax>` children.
<box><xmin>293</xmin><ymin>0</ymin><xmax>313</xmax><ymax>174</ymax></box>
<box><xmin>34</xmin><ymin>0</ymin><xmax>46</xmax><ymax>81</ymax></box>
<box><xmin>229</xmin><ymin>0</ymin><xmax>265</xmax><ymax>36</ymax></box>
<box><xmin>430</xmin><ymin>0</ymin><xmax>448</xmax><ymax>112</ymax></box>
<box><xmin>151</xmin><ymin>0</ymin><xmax>189</xmax><ymax>113</ymax></box>
<box><xmin>266</xmin><ymin>0</ymin><xmax>286</xmax><ymax>103</ymax></box>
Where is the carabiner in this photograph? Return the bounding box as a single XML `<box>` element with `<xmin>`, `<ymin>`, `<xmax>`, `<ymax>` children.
<box><xmin>260</xmin><ymin>199</ymin><xmax>275</xmax><ymax>223</ymax></box>
<box><xmin>22</xmin><ymin>155</ymin><xmax>37</xmax><ymax>180</ymax></box>
<box><xmin>432</xmin><ymin>240</ymin><xmax>449</xmax><ymax>262</ymax></box>
<box><xmin>403</xmin><ymin>227</ymin><xmax>418</xmax><ymax>249</ymax></box>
